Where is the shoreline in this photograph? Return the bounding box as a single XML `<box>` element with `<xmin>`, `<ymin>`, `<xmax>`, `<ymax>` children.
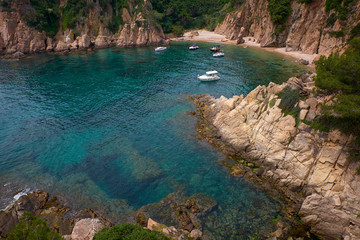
<box><xmin>171</xmin><ymin>30</ymin><xmax>317</xmax><ymax>70</ymax></box>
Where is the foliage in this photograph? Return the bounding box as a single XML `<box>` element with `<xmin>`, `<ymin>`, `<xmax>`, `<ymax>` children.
<box><xmin>277</xmin><ymin>86</ymin><xmax>301</xmax><ymax>119</ymax></box>
<box><xmin>6</xmin><ymin>212</ymin><xmax>63</xmax><ymax>240</ymax></box>
<box><xmin>326</xmin><ymin>13</ymin><xmax>337</xmax><ymax>28</ymax></box>
<box><xmin>23</xmin><ymin>0</ymin><xmax>60</xmax><ymax>38</ymax></box>
<box><xmin>298</xmin><ymin>0</ymin><xmax>313</xmax><ymax>3</ymax></box>
<box><xmin>172</xmin><ymin>25</ymin><xmax>185</xmax><ymax>37</ymax></box>
<box><xmin>93</xmin><ymin>223</ymin><xmax>170</xmax><ymax>240</ymax></box>
<box><xmin>267</xmin><ymin>0</ymin><xmax>292</xmax><ymax>34</ymax></box>
<box><xmin>328</xmin><ymin>30</ymin><xmax>344</xmax><ymax>38</ymax></box>
<box><xmin>150</xmin><ymin>0</ymin><xmax>238</xmax><ymax>33</ymax></box>
<box><xmin>350</xmin><ymin>23</ymin><xmax>360</xmax><ymax>41</ymax></box>
<box><xmin>325</xmin><ymin>0</ymin><xmax>355</xmax><ymax>21</ymax></box>
<box><xmin>314</xmin><ymin>37</ymin><xmax>360</xmax><ymax>158</ymax></box>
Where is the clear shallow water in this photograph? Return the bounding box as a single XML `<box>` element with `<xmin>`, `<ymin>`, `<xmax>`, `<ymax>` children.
<box><xmin>0</xmin><ymin>42</ymin><xmax>306</xmax><ymax>239</ymax></box>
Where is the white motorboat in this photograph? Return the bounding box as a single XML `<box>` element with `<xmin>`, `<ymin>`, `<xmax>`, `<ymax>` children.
<box><xmin>189</xmin><ymin>44</ymin><xmax>199</xmax><ymax>50</ymax></box>
<box><xmin>197</xmin><ymin>70</ymin><xmax>220</xmax><ymax>81</ymax></box>
<box><xmin>210</xmin><ymin>45</ymin><xmax>220</xmax><ymax>51</ymax></box>
<box><xmin>155</xmin><ymin>46</ymin><xmax>167</xmax><ymax>51</ymax></box>
<box><xmin>213</xmin><ymin>51</ymin><xmax>224</xmax><ymax>57</ymax></box>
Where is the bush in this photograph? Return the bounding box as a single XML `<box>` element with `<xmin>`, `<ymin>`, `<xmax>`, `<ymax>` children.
<box><xmin>24</xmin><ymin>0</ymin><xmax>60</xmax><ymax>38</ymax></box>
<box><xmin>314</xmin><ymin>37</ymin><xmax>360</xmax><ymax>158</ymax></box>
<box><xmin>6</xmin><ymin>212</ymin><xmax>63</xmax><ymax>240</ymax></box>
<box><xmin>298</xmin><ymin>0</ymin><xmax>312</xmax><ymax>3</ymax></box>
<box><xmin>93</xmin><ymin>223</ymin><xmax>170</xmax><ymax>240</ymax></box>
<box><xmin>325</xmin><ymin>0</ymin><xmax>355</xmax><ymax>21</ymax></box>
<box><xmin>267</xmin><ymin>0</ymin><xmax>292</xmax><ymax>34</ymax></box>
<box><xmin>350</xmin><ymin>23</ymin><xmax>360</xmax><ymax>41</ymax></box>
<box><xmin>172</xmin><ymin>25</ymin><xmax>185</xmax><ymax>37</ymax></box>
<box><xmin>277</xmin><ymin>86</ymin><xmax>301</xmax><ymax>121</ymax></box>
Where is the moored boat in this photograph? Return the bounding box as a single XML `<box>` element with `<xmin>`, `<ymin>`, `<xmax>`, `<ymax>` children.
<box><xmin>210</xmin><ymin>45</ymin><xmax>220</xmax><ymax>51</ymax></box>
<box><xmin>213</xmin><ymin>51</ymin><xmax>224</xmax><ymax>57</ymax></box>
<box><xmin>155</xmin><ymin>44</ymin><xmax>167</xmax><ymax>51</ymax></box>
<box><xmin>189</xmin><ymin>44</ymin><xmax>199</xmax><ymax>50</ymax></box>
<box><xmin>197</xmin><ymin>70</ymin><xmax>220</xmax><ymax>81</ymax></box>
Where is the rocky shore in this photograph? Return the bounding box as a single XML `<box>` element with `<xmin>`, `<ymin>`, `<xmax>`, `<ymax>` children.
<box><xmin>192</xmin><ymin>75</ymin><xmax>360</xmax><ymax>239</ymax></box>
<box><xmin>0</xmin><ymin>190</ymin><xmax>214</xmax><ymax>239</ymax></box>
<box><xmin>0</xmin><ymin>0</ymin><xmax>166</xmax><ymax>59</ymax></box>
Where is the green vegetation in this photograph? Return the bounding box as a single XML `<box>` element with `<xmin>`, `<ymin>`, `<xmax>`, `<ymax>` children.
<box><xmin>150</xmin><ymin>0</ymin><xmax>240</xmax><ymax>33</ymax></box>
<box><xmin>313</xmin><ymin>37</ymin><xmax>360</xmax><ymax>159</ymax></box>
<box><xmin>6</xmin><ymin>212</ymin><xmax>63</xmax><ymax>240</ymax></box>
<box><xmin>277</xmin><ymin>86</ymin><xmax>301</xmax><ymax>121</ymax></box>
<box><xmin>325</xmin><ymin>0</ymin><xmax>355</xmax><ymax>21</ymax></box>
<box><xmin>23</xmin><ymin>0</ymin><xmax>60</xmax><ymax>38</ymax></box>
<box><xmin>328</xmin><ymin>30</ymin><xmax>345</xmax><ymax>38</ymax></box>
<box><xmin>350</xmin><ymin>23</ymin><xmax>360</xmax><ymax>41</ymax></box>
<box><xmin>298</xmin><ymin>0</ymin><xmax>313</xmax><ymax>3</ymax></box>
<box><xmin>93</xmin><ymin>223</ymin><xmax>170</xmax><ymax>240</ymax></box>
<box><xmin>267</xmin><ymin>0</ymin><xmax>292</xmax><ymax>34</ymax></box>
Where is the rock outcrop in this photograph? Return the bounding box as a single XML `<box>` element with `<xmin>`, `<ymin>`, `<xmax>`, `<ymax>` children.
<box><xmin>0</xmin><ymin>191</ymin><xmax>112</xmax><ymax>239</ymax></box>
<box><xmin>193</xmin><ymin>75</ymin><xmax>360</xmax><ymax>239</ymax></box>
<box><xmin>216</xmin><ymin>0</ymin><xmax>360</xmax><ymax>56</ymax></box>
<box><xmin>0</xmin><ymin>0</ymin><xmax>165</xmax><ymax>57</ymax></box>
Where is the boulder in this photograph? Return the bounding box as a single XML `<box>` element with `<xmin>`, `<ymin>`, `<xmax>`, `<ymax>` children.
<box><xmin>95</xmin><ymin>35</ymin><xmax>109</xmax><ymax>48</ymax></box>
<box><xmin>78</xmin><ymin>34</ymin><xmax>91</xmax><ymax>49</ymax></box>
<box><xmin>55</xmin><ymin>41</ymin><xmax>69</xmax><ymax>52</ymax></box>
<box><xmin>71</xmin><ymin>218</ymin><xmax>105</xmax><ymax>240</ymax></box>
<box><xmin>190</xmin><ymin>229</ymin><xmax>202</xmax><ymax>239</ymax></box>
<box><xmin>300</xmin><ymin>59</ymin><xmax>309</xmax><ymax>65</ymax></box>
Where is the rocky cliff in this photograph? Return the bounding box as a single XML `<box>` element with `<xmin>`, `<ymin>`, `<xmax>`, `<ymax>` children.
<box><xmin>0</xmin><ymin>0</ymin><xmax>165</xmax><ymax>57</ymax></box>
<box><xmin>216</xmin><ymin>0</ymin><xmax>360</xmax><ymax>56</ymax></box>
<box><xmin>193</xmin><ymin>75</ymin><xmax>360</xmax><ymax>239</ymax></box>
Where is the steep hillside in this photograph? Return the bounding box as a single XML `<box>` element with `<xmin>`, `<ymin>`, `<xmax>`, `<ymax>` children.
<box><xmin>0</xmin><ymin>0</ymin><xmax>165</xmax><ymax>56</ymax></box>
<box><xmin>216</xmin><ymin>0</ymin><xmax>360</xmax><ymax>56</ymax></box>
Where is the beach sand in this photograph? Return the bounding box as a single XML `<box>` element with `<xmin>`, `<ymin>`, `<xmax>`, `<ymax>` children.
<box><xmin>172</xmin><ymin>30</ymin><xmax>318</xmax><ymax>69</ymax></box>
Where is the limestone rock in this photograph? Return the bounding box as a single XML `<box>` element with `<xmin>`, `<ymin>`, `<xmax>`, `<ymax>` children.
<box><xmin>71</xmin><ymin>218</ymin><xmax>105</xmax><ymax>240</ymax></box>
<box><xmin>95</xmin><ymin>35</ymin><xmax>110</xmax><ymax>48</ymax></box>
<box><xmin>147</xmin><ymin>217</ymin><xmax>162</xmax><ymax>231</ymax></box>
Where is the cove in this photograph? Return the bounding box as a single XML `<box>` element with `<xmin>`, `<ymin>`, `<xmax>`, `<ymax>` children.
<box><xmin>0</xmin><ymin>42</ymin><xmax>306</xmax><ymax>239</ymax></box>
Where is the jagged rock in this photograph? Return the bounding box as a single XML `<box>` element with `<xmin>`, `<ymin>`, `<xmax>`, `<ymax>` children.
<box><xmin>147</xmin><ymin>218</ymin><xmax>163</xmax><ymax>231</ymax></box>
<box><xmin>12</xmin><ymin>51</ymin><xmax>25</xmax><ymax>58</ymax></box>
<box><xmin>190</xmin><ymin>229</ymin><xmax>202</xmax><ymax>239</ymax></box>
<box><xmin>30</xmin><ymin>38</ymin><xmax>46</xmax><ymax>52</ymax></box>
<box><xmin>55</xmin><ymin>41</ymin><xmax>70</xmax><ymax>52</ymax></box>
<box><xmin>71</xmin><ymin>218</ymin><xmax>105</xmax><ymax>240</ymax></box>
<box><xmin>95</xmin><ymin>35</ymin><xmax>110</xmax><ymax>48</ymax></box>
<box><xmin>192</xmin><ymin>76</ymin><xmax>360</xmax><ymax>239</ymax></box>
<box><xmin>79</xmin><ymin>34</ymin><xmax>91</xmax><ymax>49</ymax></box>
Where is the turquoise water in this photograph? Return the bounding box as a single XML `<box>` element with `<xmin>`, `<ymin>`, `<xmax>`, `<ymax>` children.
<box><xmin>0</xmin><ymin>42</ymin><xmax>305</xmax><ymax>239</ymax></box>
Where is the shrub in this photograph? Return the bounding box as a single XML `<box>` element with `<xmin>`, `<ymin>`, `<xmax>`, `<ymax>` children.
<box><xmin>172</xmin><ymin>25</ymin><xmax>184</xmax><ymax>37</ymax></box>
<box><xmin>298</xmin><ymin>0</ymin><xmax>313</xmax><ymax>3</ymax></box>
<box><xmin>277</xmin><ymin>86</ymin><xmax>301</xmax><ymax>118</ymax></box>
<box><xmin>93</xmin><ymin>223</ymin><xmax>170</xmax><ymax>240</ymax></box>
<box><xmin>350</xmin><ymin>23</ymin><xmax>360</xmax><ymax>41</ymax></box>
<box><xmin>328</xmin><ymin>30</ymin><xmax>344</xmax><ymax>38</ymax></box>
<box><xmin>325</xmin><ymin>0</ymin><xmax>355</xmax><ymax>21</ymax></box>
<box><xmin>314</xmin><ymin>37</ymin><xmax>360</xmax><ymax>159</ymax></box>
<box><xmin>6</xmin><ymin>212</ymin><xmax>63</xmax><ymax>240</ymax></box>
<box><xmin>24</xmin><ymin>0</ymin><xmax>60</xmax><ymax>38</ymax></box>
<box><xmin>267</xmin><ymin>0</ymin><xmax>292</xmax><ymax>34</ymax></box>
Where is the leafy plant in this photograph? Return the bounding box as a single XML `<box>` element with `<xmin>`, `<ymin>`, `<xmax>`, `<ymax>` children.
<box><xmin>6</xmin><ymin>212</ymin><xmax>63</xmax><ymax>240</ymax></box>
<box><xmin>314</xmin><ymin>37</ymin><xmax>360</xmax><ymax>159</ymax></box>
<box><xmin>24</xmin><ymin>0</ymin><xmax>60</xmax><ymax>38</ymax></box>
<box><xmin>267</xmin><ymin>0</ymin><xmax>292</xmax><ymax>34</ymax></box>
<box><xmin>93</xmin><ymin>223</ymin><xmax>170</xmax><ymax>240</ymax></box>
<box><xmin>350</xmin><ymin>23</ymin><xmax>360</xmax><ymax>41</ymax></box>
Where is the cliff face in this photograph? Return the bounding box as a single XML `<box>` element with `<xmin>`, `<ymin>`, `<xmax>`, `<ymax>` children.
<box><xmin>0</xmin><ymin>0</ymin><xmax>165</xmax><ymax>56</ymax></box>
<box><xmin>216</xmin><ymin>0</ymin><xmax>360</xmax><ymax>56</ymax></box>
<box><xmin>193</xmin><ymin>76</ymin><xmax>360</xmax><ymax>239</ymax></box>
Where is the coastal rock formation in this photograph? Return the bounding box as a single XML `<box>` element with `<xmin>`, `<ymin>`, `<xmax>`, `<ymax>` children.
<box><xmin>193</xmin><ymin>75</ymin><xmax>360</xmax><ymax>239</ymax></box>
<box><xmin>0</xmin><ymin>0</ymin><xmax>165</xmax><ymax>57</ymax></box>
<box><xmin>0</xmin><ymin>191</ymin><xmax>112</xmax><ymax>239</ymax></box>
<box><xmin>216</xmin><ymin>0</ymin><xmax>360</xmax><ymax>56</ymax></box>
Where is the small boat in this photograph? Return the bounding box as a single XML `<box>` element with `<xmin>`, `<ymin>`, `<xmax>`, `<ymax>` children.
<box><xmin>210</xmin><ymin>45</ymin><xmax>220</xmax><ymax>51</ymax></box>
<box><xmin>155</xmin><ymin>44</ymin><xmax>167</xmax><ymax>51</ymax></box>
<box><xmin>213</xmin><ymin>51</ymin><xmax>224</xmax><ymax>57</ymax></box>
<box><xmin>189</xmin><ymin>44</ymin><xmax>199</xmax><ymax>50</ymax></box>
<box><xmin>198</xmin><ymin>70</ymin><xmax>220</xmax><ymax>81</ymax></box>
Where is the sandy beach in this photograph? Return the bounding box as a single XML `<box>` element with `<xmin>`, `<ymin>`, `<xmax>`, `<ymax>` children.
<box><xmin>173</xmin><ymin>30</ymin><xmax>318</xmax><ymax>69</ymax></box>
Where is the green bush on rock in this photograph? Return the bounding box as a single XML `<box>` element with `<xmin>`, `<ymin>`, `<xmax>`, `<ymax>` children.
<box><xmin>93</xmin><ymin>223</ymin><xmax>171</xmax><ymax>240</ymax></box>
<box><xmin>267</xmin><ymin>0</ymin><xmax>292</xmax><ymax>34</ymax></box>
<box><xmin>6</xmin><ymin>212</ymin><xmax>63</xmax><ymax>240</ymax></box>
<box><xmin>314</xmin><ymin>37</ymin><xmax>360</xmax><ymax>159</ymax></box>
